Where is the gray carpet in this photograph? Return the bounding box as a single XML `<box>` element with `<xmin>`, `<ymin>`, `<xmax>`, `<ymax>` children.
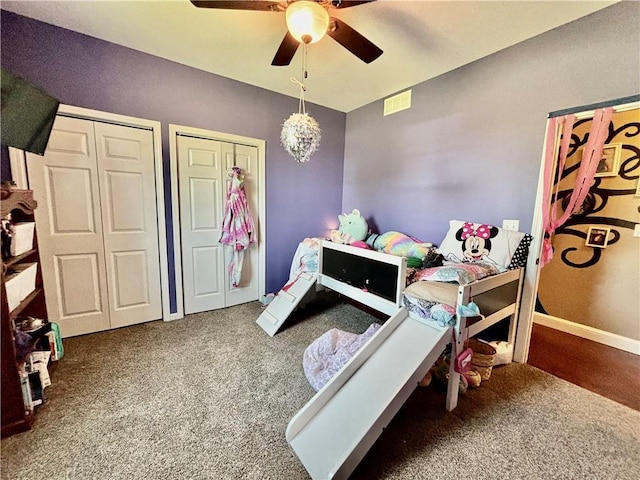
<box><xmin>2</xmin><ymin>293</ymin><xmax>639</xmax><ymax>480</ymax></box>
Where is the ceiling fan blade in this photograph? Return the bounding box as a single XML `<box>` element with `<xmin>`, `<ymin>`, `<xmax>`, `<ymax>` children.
<box><xmin>330</xmin><ymin>1</ymin><xmax>377</xmax><ymax>8</ymax></box>
<box><xmin>327</xmin><ymin>17</ymin><xmax>383</xmax><ymax>64</ymax></box>
<box><xmin>190</xmin><ymin>1</ymin><xmax>281</xmax><ymax>11</ymax></box>
<box><xmin>271</xmin><ymin>31</ymin><xmax>300</xmax><ymax>66</ymax></box>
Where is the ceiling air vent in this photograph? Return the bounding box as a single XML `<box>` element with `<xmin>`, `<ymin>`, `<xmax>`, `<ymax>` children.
<box><xmin>383</xmin><ymin>89</ymin><xmax>412</xmax><ymax>116</ymax></box>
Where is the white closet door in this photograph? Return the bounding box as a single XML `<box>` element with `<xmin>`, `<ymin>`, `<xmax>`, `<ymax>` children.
<box><xmin>94</xmin><ymin>123</ymin><xmax>162</xmax><ymax>328</ymax></box>
<box><xmin>178</xmin><ymin>135</ymin><xmax>260</xmax><ymax>314</ymax></box>
<box><xmin>27</xmin><ymin>116</ymin><xmax>110</xmax><ymax>337</ymax></box>
<box><xmin>223</xmin><ymin>143</ymin><xmax>259</xmax><ymax>308</ymax></box>
<box><xmin>178</xmin><ymin>136</ymin><xmax>226</xmax><ymax>314</ymax></box>
<box><xmin>27</xmin><ymin>116</ymin><xmax>163</xmax><ymax>337</ymax></box>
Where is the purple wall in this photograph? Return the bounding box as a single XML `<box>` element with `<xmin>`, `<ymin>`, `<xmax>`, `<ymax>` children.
<box><xmin>344</xmin><ymin>2</ymin><xmax>640</xmax><ymax>245</ymax></box>
<box><xmin>0</xmin><ymin>10</ymin><xmax>346</xmax><ymax>311</ymax></box>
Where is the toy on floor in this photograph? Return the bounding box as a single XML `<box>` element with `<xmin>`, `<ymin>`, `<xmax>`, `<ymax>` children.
<box><xmin>430</xmin><ymin>350</ymin><xmax>469</xmax><ymax>394</ymax></box>
<box><xmin>489</xmin><ymin>340</ymin><xmax>513</xmax><ymax>365</ymax></box>
<box><xmin>418</xmin><ymin>371</ymin><xmax>432</xmax><ymax>387</ymax></box>
<box><xmin>466</xmin><ymin>370</ymin><xmax>482</xmax><ymax>388</ymax></box>
<box><xmin>429</xmin><ymin>347</ymin><xmax>484</xmax><ymax>393</ymax></box>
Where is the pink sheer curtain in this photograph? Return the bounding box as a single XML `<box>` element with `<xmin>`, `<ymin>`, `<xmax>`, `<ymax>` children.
<box><xmin>540</xmin><ymin>107</ymin><xmax>613</xmax><ymax>267</ymax></box>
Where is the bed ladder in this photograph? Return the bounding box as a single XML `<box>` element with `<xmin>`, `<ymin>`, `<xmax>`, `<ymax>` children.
<box><xmin>286</xmin><ymin>308</ymin><xmax>451</xmax><ymax>479</ymax></box>
<box><xmin>256</xmin><ymin>272</ymin><xmax>318</xmax><ymax>336</ymax></box>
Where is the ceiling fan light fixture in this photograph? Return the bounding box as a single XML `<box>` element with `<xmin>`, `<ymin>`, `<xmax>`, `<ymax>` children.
<box><xmin>286</xmin><ymin>1</ymin><xmax>329</xmax><ymax>44</ymax></box>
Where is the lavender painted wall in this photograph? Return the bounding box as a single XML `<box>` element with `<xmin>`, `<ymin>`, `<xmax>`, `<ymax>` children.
<box><xmin>343</xmin><ymin>2</ymin><xmax>640</xmax><ymax>244</ymax></box>
<box><xmin>0</xmin><ymin>10</ymin><xmax>346</xmax><ymax>312</ymax></box>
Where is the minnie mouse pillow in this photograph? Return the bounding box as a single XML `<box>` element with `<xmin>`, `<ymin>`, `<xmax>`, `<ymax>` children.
<box><xmin>437</xmin><ymin>220</ymin><xmax>531</xmax><ymax>271</ymax></box>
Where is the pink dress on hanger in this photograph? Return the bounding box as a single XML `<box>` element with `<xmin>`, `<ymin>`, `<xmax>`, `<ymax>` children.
<box><xmin>219</xmin><ymin>167</ymin><xmax>256</xmax><ymax>288</ymax></box>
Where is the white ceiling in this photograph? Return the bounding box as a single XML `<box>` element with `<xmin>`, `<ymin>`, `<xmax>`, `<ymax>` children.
<box><xmin>1</xmin><ymin>0</ymin><xmax>617</xmax><ymax>112</ymax></box>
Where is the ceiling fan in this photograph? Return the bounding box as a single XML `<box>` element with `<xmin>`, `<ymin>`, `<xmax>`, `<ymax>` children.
<box><xmin>190</xmin><ymin>0</ymin><xmax>383</xmax><ymax>66</ymax></box>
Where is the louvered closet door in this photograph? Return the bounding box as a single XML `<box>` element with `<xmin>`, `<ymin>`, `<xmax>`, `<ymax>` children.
<box><xmin>27</xmin><ymin>116</ymin><xmax>111</xmax><ymax>336</ymax></box>
<box><xmin>94</xmin><ymin>123</ymin><xmax>162</xmax><ymax>328</ymax></box>
<box><xmin>27</xmin><ymin>116</ymin><xmax>163</xmax><ymax>337</ymax></box>
<box><xmin>178</xmin><ymin>136</ymin><xmax>259</xmax><ymax>314</ymax></box>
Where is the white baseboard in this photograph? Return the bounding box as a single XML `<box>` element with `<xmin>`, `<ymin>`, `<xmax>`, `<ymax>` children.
<box><xmin>533</xmin><ymin>313</ymin><xmax>640</xmax><ymax>355</ymax></box>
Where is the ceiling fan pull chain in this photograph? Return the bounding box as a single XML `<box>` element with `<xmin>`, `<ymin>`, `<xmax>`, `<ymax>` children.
<box><xmin>300</xmin><ymin>42</ymin><xmax>308</xmax><ymax>114</ymax></box>
<box><xmin>303</xmin><ymin>41</ymin><xmax>308</xmax><ymax>80</ymax></box>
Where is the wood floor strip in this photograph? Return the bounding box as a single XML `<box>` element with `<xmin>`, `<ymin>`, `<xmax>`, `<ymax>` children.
<box><xmin>528</xmin><ymin>323</ymin><xmax>640</xmax><ymax>411</ymax></box>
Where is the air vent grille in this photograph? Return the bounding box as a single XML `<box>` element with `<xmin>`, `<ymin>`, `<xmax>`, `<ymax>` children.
<box><xmin>383</xmin><ymin>90</ymin><xmax>412</xmax><ymax>116</ymax></box>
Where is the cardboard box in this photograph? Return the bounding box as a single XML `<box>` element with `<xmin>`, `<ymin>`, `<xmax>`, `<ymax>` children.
<box><xmin>5</xmin><ymin>262</ymin><xmax>37</xmax><ymax>311</ymax></box>
<box><xmin>10</xmin><ymin>222</ymin><xmax>35</xmax><ymax>257</ymax></box>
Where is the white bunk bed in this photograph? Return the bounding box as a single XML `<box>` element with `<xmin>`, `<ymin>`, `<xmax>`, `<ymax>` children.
<box><xmin>259</xmin><ymin>240</ymin><xmax>524</xmax><ymax>479</ymax></box>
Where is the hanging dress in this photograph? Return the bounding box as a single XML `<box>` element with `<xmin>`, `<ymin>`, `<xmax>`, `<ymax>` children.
<box><xmin>219</xmin><ymin>167</ymin><xmax>256</xmax><ymax>288</ymax></box>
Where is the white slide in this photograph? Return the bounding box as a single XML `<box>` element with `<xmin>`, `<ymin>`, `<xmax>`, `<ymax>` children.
<box><xmin>256</xmin><ymin>272</ymin><xmax>318</xmax><ymax>336</ymax></box>
<box><xmin>286</xmin><ymin>308</ymin><xmax>451</xmax><ymax>480</ymax></box>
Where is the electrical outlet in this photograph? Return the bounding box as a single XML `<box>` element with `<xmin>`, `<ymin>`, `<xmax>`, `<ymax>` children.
<box><xmin>634</xmin><ymin>224</ymin><xmax>640</xmax><ymax>238</ymax></box>
<box><xmin>502</xmin><ymin>219</ymin><xmax>520</xmax><ymax>231</ymax></box>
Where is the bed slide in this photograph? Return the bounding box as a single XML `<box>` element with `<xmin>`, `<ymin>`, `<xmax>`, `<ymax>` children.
<box><xmin>256</xmin><ymin>272</ymin><xmax>318</xmax><ymax>336</ymax></box>
<box><xmin>286</xmin><ymin>308</ymin><xmax>451</xmax><ymax>480</ymax></box>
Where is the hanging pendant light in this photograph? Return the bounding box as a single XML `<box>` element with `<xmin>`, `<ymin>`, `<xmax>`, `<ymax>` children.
<box><xmin>285</xmin><ymin>1</ymin><xmax>330</xmax><ymax>44</ymax></box>
<box><xmin>280</xmin><ymin>42</ymin><xmax>322</xmax><ymax>164</ymax></box>
<box><xmin>281</xmin><ymin>112</ymin><xmax>321</xmax><ymax>163</ymax></box>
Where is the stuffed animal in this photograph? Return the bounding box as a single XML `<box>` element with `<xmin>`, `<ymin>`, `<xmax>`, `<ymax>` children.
<box><xmin>418</xmin><ymin>371</ymin><xmax>432</xmax><ymax>387</ymax></box>
<box><xmin>330</xmin><ymin>209</ymin><xmax>369</xmax><ymax>245</ymax></box>
<box><xmin>466</xmin><ymin>370</ymin><xmax>482</xmax><ymax>388</ymax></box>
<box><xmin>365</xmin><ymin>231</ymin><xmax>433</xmax><ymax>259</ymax></box>
<box><xmin>430</xmin><ymin>349</ymin><xmax>469</xmax><ymax>394</ymax></box>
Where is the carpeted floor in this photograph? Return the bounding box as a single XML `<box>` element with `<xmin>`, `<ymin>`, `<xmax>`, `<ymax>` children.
<box><xmin>2</xmin><ymin>294</ymin><xmax>639</xmax><ymax>479</ymax></box>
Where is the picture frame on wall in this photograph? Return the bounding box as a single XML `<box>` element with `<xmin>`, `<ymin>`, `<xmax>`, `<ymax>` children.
<box><xmin>585</xmin><ymin>226</ymin><xmax>610</xmax><ymax>248</ymax></box>
<box><xmin>593</xmin><ymin>143</ymin><xmax>622</xmax><ymax>177</ymax></box>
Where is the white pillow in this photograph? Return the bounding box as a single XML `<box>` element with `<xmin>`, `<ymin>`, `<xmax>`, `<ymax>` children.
<box><xmin>437</xmin><ymin>220</ymin><xmax>527</xmax><ymax>271</ymax></box>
